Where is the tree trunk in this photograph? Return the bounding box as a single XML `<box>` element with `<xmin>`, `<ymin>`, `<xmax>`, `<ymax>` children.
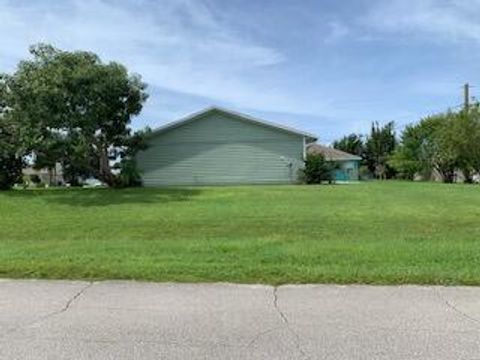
<box><xmin>463</xmin><ymin>171</ymin><xmax>473</xmax><ymax>184</ymax></box>
<box><xmin>98</xmin><ymin>145</ymin><xmax>117</xmax><ymax>187</ymax></box>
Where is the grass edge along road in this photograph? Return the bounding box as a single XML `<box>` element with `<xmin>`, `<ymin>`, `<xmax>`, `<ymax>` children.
<box><xmin>1</xmin><ymin>181</ymin><xmax>479</xmax><ymax>285</ymax></box>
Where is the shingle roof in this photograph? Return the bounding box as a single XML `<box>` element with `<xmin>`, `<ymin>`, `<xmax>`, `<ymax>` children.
<box><xmin>148</xmin><ymin>106</ymin><xmax>318</xmax><ymax>141</ymax></box>
<box><xmin>307</xmin><ymin>143</ymin><xmax>362</xmax><ymax>161</ymax></box>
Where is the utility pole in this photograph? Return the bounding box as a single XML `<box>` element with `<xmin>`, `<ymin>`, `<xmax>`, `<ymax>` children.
<box><xmin>464</xmin><ymin>83</ymin><xmax>470</xmax><ymax>111</ymax></box>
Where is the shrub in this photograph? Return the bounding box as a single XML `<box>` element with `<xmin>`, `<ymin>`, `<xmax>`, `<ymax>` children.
<box><xmin>358</xmin><ymin>165</ymin><xmax>374</xmax><ymax>180</ymax></box>
<box><xmin>116</xmin><ymin>158</ymin><xmax>142</xmax><ymax>188</ymax></box>
<box><xmin>303</xmin><ymin>153</ymin><xmax>338</xmax><ymax>184</ymax></box>
<box><xmin>30</xmin><ymin>174</ymin><xmax>41</xmax><ymax>185</ymax></box>
<box><xmin>0</xmin><ymin>155</ymin><xmax>22</xmax><ymax>190</ymax></box>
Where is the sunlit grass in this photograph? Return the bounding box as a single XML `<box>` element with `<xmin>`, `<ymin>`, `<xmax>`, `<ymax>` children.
<box><xmin>1</xmin><ymin>182</ymin><xmax>479</xmax><ymax>284</ymax></box>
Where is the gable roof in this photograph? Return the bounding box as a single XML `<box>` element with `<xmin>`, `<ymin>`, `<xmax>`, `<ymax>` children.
<box><xmin>148</xmin><ymin>106</ymin><xmax>318</xmax><ymax>141</ymax></box>
<box><xmin>307</xmin><ymin>143</ymin><xmax>362</xmax><ymax>161</ymax></box>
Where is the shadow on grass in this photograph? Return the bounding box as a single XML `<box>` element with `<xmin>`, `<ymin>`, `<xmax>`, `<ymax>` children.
<box><xmin>4</xmin><ymin>187</ymin><xmax>203</xmax><ymax>207</ymax></box>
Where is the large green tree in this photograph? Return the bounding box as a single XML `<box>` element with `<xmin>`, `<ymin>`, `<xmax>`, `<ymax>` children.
<box><xmin>465</xmin><ymin>107</ymin><xmax>480</xmax><ymax>177</ymax></box>
<box><xmin>389</xmin><ymin>116</ymin><xmax>443</xmax><ymax>180</ymax></box>
<box><xmin>389</xmin><ymin>111</ymin><xmax>479</xmax><ymax>183</ymax></box>
<box><xmin>3</xmin><ymin>44</ymin><xmax>148</xmax><ymax>187</ymax></box>
<box><xmin>436</xmin><ymin>108</ymin><xmax>480</xmax><ymax>182</ymax></box>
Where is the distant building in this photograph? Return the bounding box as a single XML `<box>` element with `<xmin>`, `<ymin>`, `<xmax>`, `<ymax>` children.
<box><xmin>307</xmin><ymin>144</ymin><xmax>362</xmax><ymax>181</ymax></box>
<box><xmin>23</xmin><ymin>163</ymin><xmax>64</xmax><ymax>186</ymax></box>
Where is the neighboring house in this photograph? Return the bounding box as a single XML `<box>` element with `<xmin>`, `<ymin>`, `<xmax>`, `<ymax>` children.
<box><xmin>307</xmin><ymin>144</ymin><xmax>362</xmax><ymax>181</ymax></box>
<box><xmin>23</xmin><ymin>163</ymin><xmax>65</xmax><ymax>186</ymax></box>
<box><xmin>136</xmin><ymin>107</ymin><xmax>317</xmax><ymax>186</ymax></box>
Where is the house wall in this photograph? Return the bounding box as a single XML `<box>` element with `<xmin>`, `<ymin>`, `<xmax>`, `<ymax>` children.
<box><xmin>23</xmin><ymin>162</ymin><xmax>65</xmax><ymax>186</ymax></box>
<box><xmin>334</xmin><ymin>160</ymin><xmax>360</xmax><ymax>181</ymax></box>
<box><xmin>136</xmin><ymin>111</ymin><xmax>305</xmax><ymax>186</ymax></box>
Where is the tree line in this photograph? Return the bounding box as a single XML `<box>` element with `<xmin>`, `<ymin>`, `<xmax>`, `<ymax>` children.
<box><xmin>333</xmin><ymin>107</ymin><xmax>480</xmax><ymax>183</ymax></box>
<box><xmin>0</xmin><ymin>44</ymin><xmax>149</xmax><ymax>190</ymax></box>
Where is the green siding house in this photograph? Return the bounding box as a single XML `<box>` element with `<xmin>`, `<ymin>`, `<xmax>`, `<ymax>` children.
<box><xmin>307</xmin><ymin>144</ymin><xmax>362</xmax><ymax>181</ymax></box>
<box><xmin>136</xmin><ymin>107</ymin><xmax>317</xmax><ymax>186</ymax></box>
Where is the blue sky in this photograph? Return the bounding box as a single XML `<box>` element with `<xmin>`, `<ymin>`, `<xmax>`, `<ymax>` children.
<box><xmin>1</xmin><ymin>0</ymin><xmax>479</xmax><ymax>143</ymax></box>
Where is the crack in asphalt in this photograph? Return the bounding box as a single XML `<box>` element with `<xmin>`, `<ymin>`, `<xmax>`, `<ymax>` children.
<box><xmin>27</xmin><ymin>281</ymin><xmax>94</xmax><ymax>326</ymax></box>
<box><xmin>433</xmin><ymin>288</ymin><xmax>480</xmax><ymax>327</ymax></box>
<box><xmin>272</xmin><ymin>286</ymin><xmax>311</xmax><ymax>360</ymax></box>
<box><xmin>1</xmin><ymin>282</ymin><xmax>94</xmax><ymax>338</ymax></box>
<box><xmin>49</xmin><ymin>281</ymin><xmax>94</xmax><ymax>318</ymax></box>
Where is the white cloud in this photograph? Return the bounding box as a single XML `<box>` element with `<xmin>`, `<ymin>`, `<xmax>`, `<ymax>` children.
<box><xmin>3</xmin><ymin>0</ymin><xmax>471</xmax><ymax>138</ymax></box>
<box><xmin>0</xmin><ymin>0</ymin><xmax>311</xmax><ymax>115</ymax></box>
<box><xmin>363</xmin><ymin>0</ymin><xmax>480</xmax><ymax>43</ymax></box>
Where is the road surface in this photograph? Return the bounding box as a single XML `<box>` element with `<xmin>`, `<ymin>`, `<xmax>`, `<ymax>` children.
<box><xmin>0</xmin><ymin>280</ymin><xmax>479</xmax><ymax>359</ymax></box>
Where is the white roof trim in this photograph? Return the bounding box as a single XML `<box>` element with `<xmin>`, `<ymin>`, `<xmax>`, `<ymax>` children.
<box><xmin>148</xmin><ymin>106</ymin><xmax>318</xmax><ymax>140</ymax></box>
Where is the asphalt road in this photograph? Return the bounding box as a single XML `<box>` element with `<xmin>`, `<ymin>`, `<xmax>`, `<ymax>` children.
<box><xmin>0</xmin><ymin>280</ymin><xmax>479</xmax><ymax>359</ymax></box>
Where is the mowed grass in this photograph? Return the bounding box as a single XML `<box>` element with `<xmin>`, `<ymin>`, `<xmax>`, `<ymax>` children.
<box><xmin>1</xmin><ymin>182</ymin><xmax>480</xmax><ymax>285</ymax></box>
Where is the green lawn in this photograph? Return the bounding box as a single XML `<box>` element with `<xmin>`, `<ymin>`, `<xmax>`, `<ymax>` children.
<box><xmin>1</xmin><ymin>182</ymin><xmax>479</xmax><ymax>285</ymax></box>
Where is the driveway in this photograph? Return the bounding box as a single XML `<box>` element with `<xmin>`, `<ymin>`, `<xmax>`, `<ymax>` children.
<box><xmin>0</xmin><ymin>280</ymin><xmax>479</xmax><ymax>359</ymax></box>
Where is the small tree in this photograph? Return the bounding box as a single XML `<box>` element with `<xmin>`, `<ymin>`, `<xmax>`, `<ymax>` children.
<box><xmin>303</xmin><ymin>153</ymin><xmax>338</xmax><ymax>184</ymax></box>
<box><xmin>436</xmin><ymin>108</ymin><xmax>480</xmax><ymax>183</ymax></box>
<box><xmin>365</xmin><ymin>121</ymin><xmax>397</xmax><ymax>179</ymax></box>
<box><xmin>333</xmin><ymin>133</ymin><xmax>365</xmax><ymax>158</ymax></box>
<box><xmin>0</xmin><ymin>77</ymin><xmax>23</xmax><ymax>190</ymax></box>
<box><xmin>389</xmin><ymin>119</ymin><xmax>438</xmax><ymax>180</ymax></box>
<box><xmin>467</xmin><ymin>107</ymin><xmax>480</xmax><ymax>177</ymax></box>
